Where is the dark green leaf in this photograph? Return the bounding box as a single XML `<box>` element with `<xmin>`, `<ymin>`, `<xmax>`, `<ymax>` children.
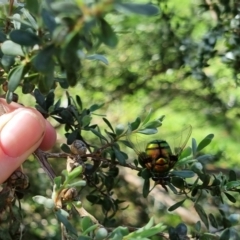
<box><xmin>130</xmin><ymin>117</ymin><xmax>141</xmax><ymax>131</ymax></box>
<box><xmin>209</xmin><ymin>214</ymin><xmax>218</xmax><ymax>228</ymax></box>
<box><xmin>22</xmin><ymin>81</ymin><xmax>35</xmax><ymax>94</ymax></box>
<box><xmin>34</xmin><ymin>88</ymin><xmax>45</xmax><ymax>107</ymax></box>
<box><xmin>90</xmin><ymin>128</ymin><xmax>108</xmax><ymax>141</ymax></box>
<box><xmin>76</xmin><ymin>95</ymin><xmax>82</xmax><ymax>109</ymax></box>
<box><xmin>33</xmin><ymin>44</ymin><xmax>55</xmax><ymax>73</ymax></box>
<box><xmin>219</xmin><ymin>228</ymin><xmax>230</xmax><ymax>240</ymax></box>
<box><xmin>0</xmin><ymin>31</ymin><xmax>6</xmax><ymax>42</ymax></box>
<box><xmin>1</xmin><ymin>40</ymin><xmax>24</xmax><ymax>56</ymax></box>
<box><xmin>171</xmin><ymin>170</ymin><xmax>195</xmax><ymax>178</ymax></box>
<box><xmin>103</xmin><ymin>118</ymin><xmax>115</xmax><ymax>133</ymax></box>
<box><xmin>171</xmin><ymin>176</ymin><xmax>185</xmax><ymax>189</ymax></box>
<box><xmin>197</xmin><ymin>134</ymin><xmax>214</xmax><ymax>152</ymax></box>
<box><xmin>6</xmin><ymin>91</ymin><xmax>13</xmax><ymax>103</ymax></box>
<box><xmin>115</xmin><ymin>3</ymin><xmax>159</xmax><ymax>16</ymax></box>
<box><xmin>26</xmin><ymin>0</ymin><xmax>40</xmax><ymax>16</ymax></box>
<box><xmin>61</xmin><ymin>143</ymin><xmax>71</xmax><ymax>154</ymax></box>
<box><xmin>10</xmin><ymin>30</ymin><xmax>40</xmax><ymax>46</ymax></box>
<box><xmin>195</xmin><ymin>221</ymin><xmax>201</xmax><ymax>232</ymax></box>
<box><xmin>113</xmin><ymin>147</ymin><xmax>127</xmax><ymax>164</ymax></box>
<box><xmin>56</xmin><ymin>209</ymin><xmax>77</xmax><ymax>236</ymax></box>
<box><xmin>89</xmin><ymin>103</ymin><xmax>104</xmax><ymax>112</ymax></box>
<box><xmin>86</xmin><ymin>54</ymin><xmax>109</xmax><ymax>65</ymax></box>
<box><xmin>86</xmin><ymin>195</ymin><xmax>100</xmax><ymax>204</ymax></box>
<box><xmin>8</xmin><ymin>65</ymin><xmax>24</xmax><ymax>92</ymax></box>
<box><xmin>229</xmin><ymin>170</ymin><xmax>237</xmax><ymax>181</ymax></box>
<box><xmin>194</xmin><ymin>203</ymin><xmax>209</xmax><ymax>229</ymax></box>
<box><xmin>41</xmin><ymin>9</ymin><xmax>57</xmax><ymax>35</ymax></box>
<box><xmin>100</xmin><ymin>18</ymin><xmax>118</xmax><ymax>48</ymax></box>
<box><xmin>168</xmin><ymin>199</ymin><xmax>186</xmax><ymax>211</ymax></box>
<box><xmin>142</xmin><ymin>178</ymin><xmax>150</xmax><ymax>198</ymax></box>
<box><xmin>224</xmin><ymin>192</ymin><xmax>236</xmax><ymax>203</ymax></box>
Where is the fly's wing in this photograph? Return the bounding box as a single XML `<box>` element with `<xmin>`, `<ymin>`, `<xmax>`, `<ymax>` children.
<box><xmin>168</xmin><ymin>125</ymin><xmax>192</xmax><ymax>156</ymax></box>
<box><xmin>126</xmin><ymin>131</ymin><xmax>158</xmax><ymax>156</ymax></box>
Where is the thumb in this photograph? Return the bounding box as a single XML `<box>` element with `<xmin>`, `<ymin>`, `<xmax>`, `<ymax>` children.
<box><xmin>0</xmin><ymin>108</ymin><xmax>46</xmax><ymax>183</ymax></box>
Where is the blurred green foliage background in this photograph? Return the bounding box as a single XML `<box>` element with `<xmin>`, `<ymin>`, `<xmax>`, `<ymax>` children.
<box><xmin>1</xmin><ymin>0</ymin><xmax>240</xmax><ymax>238</ymax></box>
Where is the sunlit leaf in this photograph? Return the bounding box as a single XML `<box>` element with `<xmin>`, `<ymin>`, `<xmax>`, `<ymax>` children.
<box><xmin>1</xmin><ymin>40</ymin><xmax>25</xmax><ymax>56</ymax></box>
<box><xmin>197</xmin><ymin>134</ymin><xmax>214</xmax><ymax>152</ymax></box>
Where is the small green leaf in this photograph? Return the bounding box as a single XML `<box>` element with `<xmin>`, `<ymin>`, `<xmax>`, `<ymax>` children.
<box><xmin>26</xmin><ymin>0</ymin><xmax>40</xmax><ymax>16</ymax></box>
<box><xmin>64</xmin><ymin>166</ymin><xmax>83</xmax><ymax>183</ymax></box>
<box><xmin>56</xmin><ymin>209</ymin><xmax>77</xmax><ymax>236</ymax></box>
<box><xmin>137</xmin><ymin>128</ymin><xmax>157</xmax><ymax>135</ymax></box>
<box><xmin>90</xmin><ymin>128</ymin><xmax>108</xmax><ymax>141</ymax></box>
<box><xmin>226</xmin><ymin>180</ymin><xmax>240</xmax><ymax>190</ymax></box>
<box><xmin>103</xmin><ymin>118</ymin><xmax>115</xmax><ymax>133</ymax></box>
<box><xmin>171</xmin><ymin>176</ymin><xmax>185</xmax><ymax>189</ymax></box>
<box><xmin>75</xmin><ymin>95</ymin><xmax>82</xmax><ymax>110</ymax></box>
<box><xmin>115</xmin><ymin>124</ymin><xmax>127</xmax><ymax>136</ymax></box>
<box><xmin>194</xmin><ymin>203</ymin><xmax>209</xmax><ymax>229</ymax></box>
<box><xmin>229</xmin><ymin>170</ymin><xmax>237</xmax><ymax>181</ymax></box>
<box><xmin>99</xmin><ymin>18</ymin><xmax>118</xmax><ymax>48</ymax></box>
<box><xmin>209</xmin><ymin>214</ymin><xmax>218</xmax><ymax>228</ymax></box>
<box><xmin>197</xmin><ymin>134</ymin><xmax>214</xmax><ymax>152</ymax></box>
<box><xmin>168</xmin><ymin>199</ymin><xmax>186</xmax><ymax>211</ymax></box>
<box><xmin>8</xmin><ymin>65</ymin><xmax>25</xmax><ymax>92</ymax></box>
<box><xmin>142</xmin><ymin>178</ymin><xmax>150</xmax><ymax>198</ymax></box>
<box><xmin>115</xmin><ymin>3</ymin><xmax>159</xmax><ymax>16</ymax></box>
<box><xmin>219</xmin><ymin>228</ymin><xmax>230</xmax><ymax>240</ymax></box>
<box><xmin>41</xmin><ymin>9</ymin><xmax>57</xmax><ymax>34</ymax></box>
<box><xmin>33</xmin><ymin>44</ymin><xmax>55</xmax><ymax>73</ymax></box>
<box><xmin>113</xmin><ymin>147</ymin><xmax>127</xmax><ymax>164</ymax></box>
<box><xmin>80</xmin><ymin>216</ymin><xmax>93</xmax><ymax>232</ymax></box>
<box><xmin>1</xmin><ymin>40</ymin><xmax>25</xmax><ymax>56</ymax></box>
<box><xmin>10</xmin><ymin>30</ymin><xmax>40</xmax><ymax>46</ymax></box>
<box><xmin>195</xmin><ymin>221</ymin><xmax>201</xmax><ymax>232</ymax></box>
<box><xmin>224</xmin><ymin>192</ymin><xmax>236</xmax><ymax>203</ymax></box>
<box><xmin>143</xmin><ymin>120</ymin><xmax>162</xmax><ymax>129</ymax></box>
<box><xmin>130</xmin><ymin>117</ymin><xmax>141</xmax><ymax>131</ymax></box>
<box><xmin>171</xmin><ymin>170</ymin><xmax>195</xmax><ymax>178</ymax></box>
<box><xmin>89</xmin><ymin>103</ymin><xmax>104</xmax><ymax>112</ymax></box>
<box><xmin>86</xmin><ymin>54</ymin><xmax>109</xmax><ymax>65</ymax></box>
<box><xmin>82</xmin><ymin>115</ymin><xmax>92</xmax><ymax>127</ymax></box>
<box><xmin>192</xmin><ymin>138</ymin><xmax>197</xmax><ymax>157</ymax></box>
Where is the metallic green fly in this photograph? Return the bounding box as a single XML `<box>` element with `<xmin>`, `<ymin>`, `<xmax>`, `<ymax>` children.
<box><xmin>129</xmin><ymin>125</ymin><xmax>192</xmax><ymax>189</ymax></box>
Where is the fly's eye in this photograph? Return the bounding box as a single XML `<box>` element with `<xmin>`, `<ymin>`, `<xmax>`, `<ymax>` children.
<box><xmin>71</xmin><ymin>140</ymin><xmax>87</xmax><ymax>155</ymax></box>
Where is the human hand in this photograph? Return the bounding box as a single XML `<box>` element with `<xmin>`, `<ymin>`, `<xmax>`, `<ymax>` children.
<box><xmin>0</xmin><ymin>99</ymin><xmax>56</xmax><ymax>183</ymax></box>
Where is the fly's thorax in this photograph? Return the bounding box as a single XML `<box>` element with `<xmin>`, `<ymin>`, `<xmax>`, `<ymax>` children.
<box><xmin>145</xmin><ymin>140</ymin><xmax>172</xmax><ymax>160</ymax></box>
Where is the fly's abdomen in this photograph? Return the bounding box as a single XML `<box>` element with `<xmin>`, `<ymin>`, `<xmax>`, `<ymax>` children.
<box><xmin>143</xmin><ymin>140</ymin><xmax>173</xmax><ymax>173</ymax></box>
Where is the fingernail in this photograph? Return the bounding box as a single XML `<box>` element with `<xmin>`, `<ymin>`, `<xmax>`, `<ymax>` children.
<box><xmin>0</xmin><ymin>110</ymin><xmax>45</xmax><ymax>157</ymax></box>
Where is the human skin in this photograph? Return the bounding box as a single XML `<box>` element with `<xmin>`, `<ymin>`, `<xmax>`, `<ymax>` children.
<box><xmin>0</xmin><ymin>99</ymin><xmax>56</xmax><ymax>183</ymax></box>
